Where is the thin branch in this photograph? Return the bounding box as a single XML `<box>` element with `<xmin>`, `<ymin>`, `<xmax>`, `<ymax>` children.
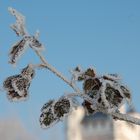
<box><xmin>109</xmin><ymin>111</ymin><xmax>140</xmax><ymax>126</ymax></box>
<box><xmin>8</xmin><ymin>7</ymin><xmax>28</xmax><ymax>36</ymax></box>
<box><xmin>34</xmin><ymin>50</ymin><xmax>80</xmax><ymax>92</ymax></box>
<box><xmin>66</xmin><ymin>92</ymin><xmax>140</xmax><ymax>126</ymax></box>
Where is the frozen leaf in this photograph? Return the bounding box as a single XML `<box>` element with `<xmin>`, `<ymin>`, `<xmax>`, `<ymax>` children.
<box><xmin>83</xmin><ymin>78</ymin><xmax>101</xmax><ymax>93</ymax></box>
<box><xmin>41</xmin><ymin>100</ymin><xmax>55</xmax><ymax>113</ymax></box>
<box><xmin>105</xmin><ymin>84</ymin><xmax>123</xmax><ymax>107</ymax></box>
<box><xmin>103</xmin><ymin>74</ymin><xmax>121</xmax><ymax>81</ymax></box>
<box><xmin>3</xmin><ymin>65</ymin><xmax>35</xmax><ymax>102</ymax></box>
<box><xmin>29</xmin><ymin>36</ymin><xmax>44</xmax><ymax>51</ymax></box>
<box><xmin>3</xmin><ymin>75</ymin><xmax>20</xmax><ymax>91</ymax></box>
<box><xmin>120</xmin><ymin>85</ymin><xmax>131</xmax><ymax>99</ymax></box>
<box><xmin>40</xmin><ymin>97</ymin><xmax>75</xmax><ymax>129</ymax></box>
<box><xmin>84</xmin><ymin>68</ymin><xmax>96</xmax><ymax>77</ymax></box>
<box><xmin>82</xmin><ymin>100</ymin><xmax>95</xmax><ymax>115</ymax></box>
<box><xmin>40</xmin><ymin>110</ymin><xmax>58</xmax><ymax>129</ymax></box>
<box><xmin>21</xmin><ymin>64</ymin><xmax>35</xmax><ymax>79</ymax></box>
<box><xmin>9</xmin><ymin>38</ymin><xmax>28</xmax><ymax>65</ymax></box>
<box><xmin>3</xmin><ymin>75</ymin><xmax>29</xmax><ymax>101</ymax></box>
<box><xmin>40</xmin><ymin>100</ymin><xmax>58</xmax><ymax>129</ymax></box>
<box><xmin>53</xmin><ymin>97</ymin><xmax>71</xmax><ymax>118</ymax></box>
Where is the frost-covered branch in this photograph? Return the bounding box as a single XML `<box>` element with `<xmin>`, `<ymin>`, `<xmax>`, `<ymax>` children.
<box><xmin>8</xmin><ymin>7</ymin><xmax>28</xmax><ymax>36</ymax></box>
<box><xmin>34</xmin><ymin>50</ymin><xmax>80</xmax><ymax>92</ymax></box>
<box><xmin>64</xmin><ymin>92</ymin><xmax>140</xmax><ymax>126</ymax></box>
<box><xmin>6</xmin><ymin>7</ymin><xmax>140</xmax><ymax>130</ymax></box>
<box><xmin>112</xmin><ymin>112</ymin><xmax>140</xmax><ymax>125</ymax></box>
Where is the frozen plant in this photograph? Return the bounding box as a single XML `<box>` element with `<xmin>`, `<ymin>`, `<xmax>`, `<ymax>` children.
<box><xmin>2</xmin><ymin>7</ymin><xmax>140</xmax><ymax>130</ymax></box>
<box><xmin>3</xmin><ymin>64</ymin><xmax>35</xmax><ymax>101</ymax></box>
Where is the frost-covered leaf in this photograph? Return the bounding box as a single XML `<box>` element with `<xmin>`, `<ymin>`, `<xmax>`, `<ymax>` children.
<box><xmin>82</xmin><ymin>100</ymin><xmax>95</xmax><ymax>115</ymax></box>
<box><xmin>21</xmin><ymin>64</ymin><xmax>35</xmax><ymax>80</ymax></box>
<box><xmin>53</xmin><ymin>97</ymin><xmax>71</xmax><ymax>118</ymax></box>
<box><xmin>84</xmin><ymin>68</ymin><xmax>96</xmax><ymax>77</ymax></box>
<box><xmin>105</xmin><ymin>84</ymin><xmax>124</xmax><ymax>107</ymax></box>
<box><xmin>3</xmin><ymin>65</ymin><xmax>35</xmax><ymax>102</ymax></box>
<box><xmin>120</xmin><ymin>85</ymin><xmax>131</xmax><ymax>99</ymax></box>
<box><xmin>28</xmin><ymin>36</ymin><xmax>44</xmax><ymax>51</ymax></box>
<box><xmin>40</xmin><ymin>99</ymin><xmax>57</xmax><ymax>129</ymax></box>
<box><xmin>3</xmin><ymin>75</ymin><xmax>29</xmax><ymax>101</ymax></box>
<box><xmin>9</xmin><ymin>38</ymin><xmax>28</xmax><ymax>65</ymax></box>
<box><xmin>103</xmin><ymin>74</ymin><xmax>121</xmax><ymax>81</ymax></box>
<box><xmin>40</xmin><ymin>97</ymin><xmax>74</xmax><ymax>129</ymax></box>
<box><xmin>79</xmin><ymin>68</ymin><xmax>132</xmax><ymax>114</ymax></box>
<box><xmin>83</xmin><ymin>78</ymin><xmax>101</xmax><ymax>93</ymax></box>
<box><xmin>41</xmin><ymin>100</ymin><xmax>55</xmax><ymax>113</ymax></box>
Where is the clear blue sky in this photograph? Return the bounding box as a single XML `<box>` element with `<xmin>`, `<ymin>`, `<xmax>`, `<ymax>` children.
<box><xmin>0</xmin><ymin>0</ymin><xmax>140</xmax><ymax>140</ymax></box>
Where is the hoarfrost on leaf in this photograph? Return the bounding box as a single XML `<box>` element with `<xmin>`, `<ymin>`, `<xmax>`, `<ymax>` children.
<box><xmin>9</xmin><ymin>38</ymin><xmax>29</xmax><ymax>65</ymax></box>
<box><xmin>3</xmin><ymin>65</ymin><xmax>35</xmax><ymax>102</ymax></box>
<box><xmin>28</xmin><ymin>36</ymin><xmax>45</xmax><ymax>51</ymax></box>
<box><xmin>40</xmin><ymin>96</ymin><xmax>75</xmax><ymax>129</ymax></box>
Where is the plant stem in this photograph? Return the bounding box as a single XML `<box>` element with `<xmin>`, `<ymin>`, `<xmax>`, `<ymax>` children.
<box><xmin>34</xmin><ymin>50</ymin><xmax>80</xmax><ymax>92</ymax></box>
<box><xmin>111</xmin><ymin>112</ymin><xmax>140</xmax><ymax>125</ymax></box>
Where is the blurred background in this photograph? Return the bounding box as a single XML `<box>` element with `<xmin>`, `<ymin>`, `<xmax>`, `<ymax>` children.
<box><xmin>0</xmin><ymin>0</ymin><xmax>140</xmax><ymax>140</ymax></box>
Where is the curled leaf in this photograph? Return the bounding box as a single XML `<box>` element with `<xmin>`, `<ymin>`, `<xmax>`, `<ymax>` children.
<box><xmin>21</xmin><ymin>64</ymin><xmax>35</xmax><ymax>79</ymax></box>
<box><xmin>3</xmin><ymin>75</ymin><xmax>29</xmax><ymax>101</ymax></box>
<box><xmin>3</xmin><ymin>65</ymin><xmax>35</xmax><ymax>102</ymax></box>
<box><xmin>29</xmin><ymin>36</ymin><xmax>44</xmax><ymax>51</ymax></box>
<box><xmin>9</xmin><ymin>38</ymin><xmax>28</xmax><ymax>65</ymax></box>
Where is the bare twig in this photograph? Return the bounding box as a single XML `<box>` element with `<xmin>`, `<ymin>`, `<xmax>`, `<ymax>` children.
<box><xmin>8</xmin><ymin>7</ymin><xmax>28</xmax><ymax>36</ymax></box>
<box><xmin>34</xmin><ymin>50</ymin><xmax>80</xmax><ymax>92</ymax></box>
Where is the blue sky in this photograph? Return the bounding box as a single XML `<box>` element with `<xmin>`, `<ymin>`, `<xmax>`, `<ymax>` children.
<box><xmin>0</xmin><ymin>0</ymin><xmax>140</xmax><ymax>140</ymax></box>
